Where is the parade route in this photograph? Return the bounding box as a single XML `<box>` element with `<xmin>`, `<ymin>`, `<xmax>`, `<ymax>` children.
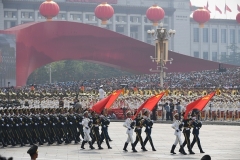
<box><xmin>1</xmin><ymin>122</ymin><xmax>240</xmax><ymax>160</ymax></box>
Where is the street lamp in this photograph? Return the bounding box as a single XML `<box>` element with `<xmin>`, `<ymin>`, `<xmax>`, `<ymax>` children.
<box><xmin>147</xmin><ymin>22</ymin><xmax>175</xmax><ymax>88</ymax></box>
<box><xmin>8</xmin><ymin>81</ymin><xmax>10</xmax><ymax>107</ymax></box>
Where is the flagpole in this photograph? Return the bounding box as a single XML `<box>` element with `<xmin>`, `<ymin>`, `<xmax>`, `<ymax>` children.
<box><xmin>225</xmin><ymin>0</ymin><xmax>227</xmax><ymax>19</ymax></box>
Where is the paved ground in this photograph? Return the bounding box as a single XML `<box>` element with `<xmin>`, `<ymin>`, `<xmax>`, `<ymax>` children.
<box><xmin>1</xmin><ymin>122</ymin><xmax>240</xmax><ymax>160</ymax></box>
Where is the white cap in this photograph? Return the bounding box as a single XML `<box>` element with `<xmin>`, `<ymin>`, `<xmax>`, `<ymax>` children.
<box><xmin>100</xmin><ymin>85</ymin><xmax>103</xmax><ymax>88</ymax></box>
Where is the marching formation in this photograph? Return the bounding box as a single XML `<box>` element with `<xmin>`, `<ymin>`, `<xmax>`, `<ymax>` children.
<box><xmin>0</xmin><ymin>107</ymin><xmax>113</xmax><ymax>149</ymax></box>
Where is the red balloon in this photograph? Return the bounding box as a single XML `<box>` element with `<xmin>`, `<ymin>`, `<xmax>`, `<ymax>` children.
<box><xmin>39</xmin><ymin>0</ymin><xmax>60</xmax><ymax>21</ymax></box>
<box><xmin>193</xmin><ymin>8</ymin><xmax>210</xmax><ymax>28</ymax></box>
<box><xmin>95</xmin><ymin>2</ymin><xmax>114</xmax><ymax>25</ymax></box>
<box><xmin>146</xmin><ymin>5</ymin><xmax>165</xmax><ymax>26</ymax></box>
<box><xmin>236</xmin><ymin>13</ymin><xmax>240</xmax><ymax>24</ymax></box>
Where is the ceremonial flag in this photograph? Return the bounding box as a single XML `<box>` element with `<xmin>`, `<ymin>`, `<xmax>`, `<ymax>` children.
<box><xmin>143</xmin><ymin>92</ymin><xmax>165</xmax><ymax>111</ymax></box>
<box><xmin>105</xmin><ymin>89</ymin><xmax>122</xmax><ymax>109</ymax></box>
<box><xmin>237</xmin><ymin>4</ymin><xmax>240</xmax><ymax>12</ymax></box>
<box><xmin>133</xmin><ymin>92</ymin><xmax>165</xmax><ymax>119</ymax></box>
<box><xmin>184</xmin><ymin>92</ymin><xmax>215</xmax><ymax>119</ymax></box>
<box><xmin>91</xmin><ymin>95</ymin><xmax>111</xmax><ymax>114</ymax></box>
<box><xmin>215</xmin><ymin>5</ymin><xmax>222</xmax><ymax>14</ymax></box>
<box><xmin>225</xmin><ymin>4</ymin><xmax>232</xmax><ymax>13</ymax></box>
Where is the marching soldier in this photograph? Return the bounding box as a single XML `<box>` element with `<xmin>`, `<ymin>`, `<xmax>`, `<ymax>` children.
<box><xmin>181</xmin><ymin>117</ymin><xmax>195</xmax><ymax>154</ymax></box>
<box><xmin>91</xmin><ymin>112</ymin><xmax>103</xmax><ymax>149</ymax></box>
<box><xmin>170</xmin><ymin>113</ymin><xmax>187</xmax><ymax>155</ymax></box>
<box><xmin>99</xmin><ymin>113</ymin><xmax>112</xmax><ymax>149</ymax></box>
<box><xmin>81</xmin><ymin>111</ymin><xmax>95</xmax><ymax>149</ymax></box>
<box><xmin>142</xmin><ymin>110</ymin><xmax>156</xmax><ymax>151</ymax></box>
<box><xmin>123</xmin><ymin>111</ymin><xmax>137</xmax><ymax>152</ymax></box>
<box><xmin>190</xmin><ymin>116</ymin><xmax>205</xmax><ymax>153</ymax></box>
<box><xmin>75</xmin><ymin>108</ymin><xmax>84</xmax><ymax>140</ymax></box>
<box><xmin>133</xmin><ymin>111</ymin><xmax>147</xmax><ymax>151</ymax></box>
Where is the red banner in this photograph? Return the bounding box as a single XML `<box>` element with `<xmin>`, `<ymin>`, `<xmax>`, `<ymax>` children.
<box><xmin>66</xmin><ymin>0</ymin><xmax>118</xmax><ymax>4</ymax></box>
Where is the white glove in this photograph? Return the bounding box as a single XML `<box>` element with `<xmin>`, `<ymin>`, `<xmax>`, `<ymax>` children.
<box><xmin>25</xmin><ymin>124</ymin><xmax>28</xmax><ymax>126</ymax></box>
<box><xmin>44</xmin><ymin>123</ymin><xmax>46</xmax><ymax>126</ymax></box>
<box><xmin>35</xmin><ymin>123</ymin><xmax>37</xmax><ymax>126</ymax></box>
<box><xmin>74</xmin><ymin>116</ymin><xmax>76</xmax><ymax>119</ymax></box>
<box><xmin>20</xmin><ymin>118</ymin><xmax>22</xmax><ymax>121</ymax></box>
<box><xmin>103</xmin><ymin>125</ymin><xmax>106</xmax><ymax>127</ymax></box>
<box><xmin>79</xmin><ymin>122</ymin><xmax>82</xmax><ymax>125</ymax></box>
<box><xmin>30</xmin><ymin>118</ymin><xmax>32</xmax><ymax>120</ymax></box>
<box><xmin>11</xmin><ymin>118</ymin><xmax>13</xmax><ymax>121</ymax></box>
<box><xmin>38</xmin><ymin>117</ymin><xmax>41</xmax><ymax>120</ymax></box>
<box><xmin>56</xmin><ymin>117</ymin><xmax>59</xmax><ymax>120</ymax></box>
<box><xmin>16</xmin><ymin>124</ymin><xmax>19</xmax><ymax>126</ymax></box>
<box><xmin>61</xmin><ymin>122</ymin><xmax>64</xmax><ymax>125</ymax></box>
<box><xmin>148</xmin><ymin>126</ymin><xmax>150</xmax><ymax>129</ymax></box>
<box><xmin>70</xmin><ymin>122</ymin><xmax>72</xmax><ymax>125</ymax></box>
<box><xmin>47</xmin><ymin>118</ymin><xmax>50</xmax><ymax>120</ymax></box>
<box><xmin>65</xmin><ymin>117</ymin><xmax>67</xmax><ymax>120</ymax></box>
<box><xmin>53</xmin><ymin>123</ymin><xmax>55</xmax><ymax>126</ymax></box>
<box><xmin>195</xmin><ymin>127</ymin><xmax>198</xmax><ymax>129</ymax></box>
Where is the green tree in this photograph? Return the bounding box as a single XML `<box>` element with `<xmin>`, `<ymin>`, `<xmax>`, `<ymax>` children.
<box><xmin>27</xmin><ymin>60</ymin><xmax>132</xmax><ymax>84</ymax></box>
<box><xmin>219</xmin><ymin>43</ymin><xmax>240</xmax><ymax>66</ymax></box>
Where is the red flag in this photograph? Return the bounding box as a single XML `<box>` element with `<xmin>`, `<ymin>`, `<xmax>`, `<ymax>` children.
<box><xmin>105</xmin><ymin>89</ymin><xmax>122</xmax><ymax>109</ymax></box>
<box><xmin>143</xmin><ymin>92</ymin><xmax>165</xmax><ymax>111</ymax></box>
<box><xmin>91</xmin><ymin>95</ymin><xmax>111</xmax><ymax>114</ymax></box>
<box><xmin>184</xmin><ymin>92</ymin><xmax>215</xmax><ymax>119</ymax></box>
<box><xmin>225</xmin><ymin>4</ymin><xmax>232</xmax><ymax>13</ymax></box>
<box><xmin>132</xmin><ymin>92</ymin><xmax>165</xmax><ymax>119</ymax></box>
<box><xmin>215</xmin><ymin>5</ymin><xmax>222</xmax><ymax>14</ymax></box>
<box><xmin>204</xmin><ymin>1</ymin><xmax>211</xmax><ymax>13</ymax></box>
<box><xmin>237</xmin><ymin>4</ymin><xmax>240</xmax><ymax>12</ymax></box>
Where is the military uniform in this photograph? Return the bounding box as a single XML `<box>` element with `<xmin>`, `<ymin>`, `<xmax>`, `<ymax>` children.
<box><xmin>181</xmin><ymin>118</ymin><xmax>195</xmax><ymax>154</ymax></box>
<box><xmin>133</xmin><ymin>114</ymin><xmax>147</xmax><ymax>151</ymax></box>
<box><xmin>190</xmin><ymin>117</ymin><xmax>205</xmax><ymax>153</ymax></box>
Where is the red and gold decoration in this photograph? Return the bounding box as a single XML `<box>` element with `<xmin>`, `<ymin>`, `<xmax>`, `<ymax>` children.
<box><xmin>94</xmin><ymin>2</ymin><xmax>114</xmax><ymax>25</ymax></box>
<box><xmin>236</xmin><ymin>13</ymin><xmax>240</xmax><ymax>24</ymax></box>
<box><xmin>39</xmin><ymin>0</ymin><xmax>60</xmax><ymax>21</ymax></box>
<box><xmin>193</xmin><ymin>7</ymin><xmax>210</xmax><ymax>28</ymax></box>
<box><xmin>146</xmin><ymin>5</ymin><xmax>165</xmax><ymax>26</ymax></box>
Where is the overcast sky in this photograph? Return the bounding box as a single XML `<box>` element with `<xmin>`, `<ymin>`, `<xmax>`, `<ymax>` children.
<box><xmin>191</xmin><ymin>0</ymin><xmax>239</xmax><ymax>19</ymax></box>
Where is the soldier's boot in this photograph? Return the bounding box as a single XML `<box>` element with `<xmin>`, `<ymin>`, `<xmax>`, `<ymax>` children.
<box><xmin>20</xmin><ymin>139</ymin><xmax>25</xmax><ymax>147</ymax></box>
<box><xmin>1</xmin><ymin>138</ymin><xmax>8</xmax><ymax>147</ymax></box>
<box><xmin>97</xmin><ymin>140</ymin><xmax>103</xmax><ymax>150</ymax></box>
<box><xmin>149</xmin><ymin>140</ymin><xmax>156</xmax><ymax>151</ymax></box>
<box><xmin>123</xmin><ymin>142</ymin><xmax>128</xmax><ymax>152</ymax></box>
<box><xmin>11</xmin><ymin>138</ymin><xmax>16</xmax><ymax>146</ymax></box>
<box><xmin>131</xmin><ymin>143</ymin><xmax>137</xmax><ymax>152</ymax></box>
<box><xmin>81</xmin><ymin>141</ymin><xmax>86</xmax><ymax>149</ymax></box>
<box><xmin>198</xmin><ymin>144</ymin><xmax>205</xmax><ymax>153</ymax></box>
<box><xmin>65</xmin><ymin>136</ymin><xmax>70</xmax><ymax>144</ymax></box>
<box><xmin>180</xmin><ymin>145</ymin><xmax>187</xmax><ymax>155</ymax></box>
<box><xmin>89</xmin><ymin>141</ymin><xmax>95</xmax><ymax>149</ymax></box>
<box><xmin>106</xmin><ymin>139</ymin><xmax>112</xmax><ymax>149</ymax></box>
<box><xmin>187</xmin><ymin>144</ymin><xmax>195</xmax><ymax>154</ymax></box>
<box><xmin>138</xmin><ymin>141</ymin><xmax>147</xmax><ymax>151</ymax></box>
<box><xmin>28</xmin><ymin>138</ymin><xmax>34</xmax><ymax>145</ymax></box>
<box><xmin>47</xmin><ymin>137</ymin><xmax>53</xmax><ymax>145</ymax></box>
<box><xmin>56</xmin><ymin>136</ymin><xmax>62</xmax><ymax>144</ymax></box>
<box><xmin>38</xmin><ymin>137</ymin><xmax>43</xmax><ymax>145</ymax></box>
<box><xmin>170</xmin><ymin>145</ymin><xmax>176</xmax><ymax>154</ymax></box>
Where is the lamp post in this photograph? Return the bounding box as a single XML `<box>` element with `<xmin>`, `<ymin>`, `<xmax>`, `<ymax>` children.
<box><xmin>8</xmin><ymin>81</ymin><xmax>10</xmax><ymax>106</ymax></box>
<box><xmin>147</xmin><ymin>22</ymin><xmax>175</xmax><ymax>88</ymax></box>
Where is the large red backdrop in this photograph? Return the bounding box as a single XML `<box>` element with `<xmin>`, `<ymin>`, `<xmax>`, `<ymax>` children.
<box><xmin>0</xmin><ymin>21</ymin><xmax>235</xmax><ymax>86</ymax></box>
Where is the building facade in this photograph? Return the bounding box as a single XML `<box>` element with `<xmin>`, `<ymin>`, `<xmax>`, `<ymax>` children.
<box><xmin>0</xmin><ymin>0</ymin><xmax>240</xmax><ymax>61</ymax></box>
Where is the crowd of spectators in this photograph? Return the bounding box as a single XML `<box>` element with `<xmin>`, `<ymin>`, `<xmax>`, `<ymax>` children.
<box><xmin>18</xmin><ymin>67</ymin><xmax>240</xmax><ymax>92</ymax></box>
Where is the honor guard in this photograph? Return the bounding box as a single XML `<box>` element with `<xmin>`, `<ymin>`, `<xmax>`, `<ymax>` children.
<box><xmin>170</xmin><ymin>113</ymin><xmax>187</xmax><ymax>155</ymax></box>
<box><xmin>190</xmin><ymin>116</ymin><xmax>205</xmax><ymax>153</ymax></box>
<box><xmin>81</xmin><ymin>111</ymin><xmax>95</xmax><ymax>149</ymax></box>
<box><xmin>133</xmin><ymin>111</ymin><xmax>147</xmax><ymax>151</ymax></box>
<box><xmin>91</xmin><ymin>112</ymin><xmax>103</xmax><ymax>149</ymax></box>
<box><xmin>142</xmin><ymin>110</ymin><xmax>156</xmax><ymax>151</ymax></box>
<box><xmin>181</xmin><ymin>117</ymin><xmax>195</xmax><ymax>154</ymax></box>
<box><xmin>123</xmin><ymin>111</ymin><xmax>137</xmax><ymax>152</ymax></box>
<box><xmin>99</xmin><ymin>113</ymin><xmax>112</xmax><ymax>149</ymax></box>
